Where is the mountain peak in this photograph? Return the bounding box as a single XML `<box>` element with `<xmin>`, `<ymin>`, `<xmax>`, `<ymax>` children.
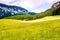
<box><xmin>52</xmin><ymin>1</ymin><xmax>60</xmax><ymax>9</ymax></box>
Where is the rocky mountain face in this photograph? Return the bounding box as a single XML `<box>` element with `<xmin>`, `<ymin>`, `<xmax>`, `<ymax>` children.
<box><xmin>0</xmin><ymin>3</ymin><xmax>35</xmax><ymax>18</ymax></box>
<box><xmin>51</xmin><ymin>1</ymin><xmax>60</xmax><ymax>15</ymax></box>
<box><xmin>52</xmin><ymin>1</ymin><xmax>60</xmax><ymax>9</ymax></box>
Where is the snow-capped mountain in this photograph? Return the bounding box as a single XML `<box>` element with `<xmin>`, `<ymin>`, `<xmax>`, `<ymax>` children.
<box><xmin>0</xmin><ymin>3</ymin><xmax>35</xmax><ymax>18</ymax></box>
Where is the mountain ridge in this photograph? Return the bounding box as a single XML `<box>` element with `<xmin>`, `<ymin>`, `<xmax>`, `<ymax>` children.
<box><xmin>0</xmin><ymin>3</ymin><xmax>36</xmax><ymax>18</ymax></box>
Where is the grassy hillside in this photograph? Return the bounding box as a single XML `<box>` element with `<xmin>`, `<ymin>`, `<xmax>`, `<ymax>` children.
<box><xmin>35</xmin><ymin>8</ymin><xmax>60</xmax><ymax>19</ymax></box>
<box><xmin>0</xmin><ymin>16</ymin><xmax>60</xmax><ymax>40</ymax></box>
<box><xmin>3</xmin><ymin>14</ymin><xmax>36</xmax><ymax>20</ymax></box>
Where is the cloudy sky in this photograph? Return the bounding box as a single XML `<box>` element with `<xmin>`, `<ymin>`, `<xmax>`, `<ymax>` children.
<box><xmin>0</xmin><ymin>0</ymin><xmax>59</xmax><ymax>13</ymax></box>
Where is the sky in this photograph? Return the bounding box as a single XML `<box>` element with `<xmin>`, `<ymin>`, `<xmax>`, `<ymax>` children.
<box><xmin>0</xmin><ymin>0</ymin><xmax>59</xmax><ymax>13</ymax></box>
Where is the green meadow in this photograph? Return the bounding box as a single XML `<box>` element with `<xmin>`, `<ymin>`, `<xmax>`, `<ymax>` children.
<box><xmin>0</xmin><ymin>16</ymin><xmax>60</xmax><ymax>40</ymax></box>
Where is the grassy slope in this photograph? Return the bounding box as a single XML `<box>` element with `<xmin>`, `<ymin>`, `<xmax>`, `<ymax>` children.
<box><xmin>0</xmin><ymin>16</ymin><xmax>60</xmax><ymax>40</ymax></box>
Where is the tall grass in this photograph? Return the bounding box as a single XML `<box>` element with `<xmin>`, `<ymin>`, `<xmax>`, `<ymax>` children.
<box><xmin>0</xmin><ymin>16</ymin><xmax>60</xmax><ymax>40</ymax></box>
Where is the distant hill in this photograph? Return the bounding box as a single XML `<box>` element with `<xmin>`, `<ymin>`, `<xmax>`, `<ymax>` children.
<box><xmin>0</xmin><ymin>3</ymin><xmax>36</xmax><ymax>18</ymax></box>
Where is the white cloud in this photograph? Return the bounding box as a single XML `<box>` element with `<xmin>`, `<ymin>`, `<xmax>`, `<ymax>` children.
<box><xmin>0</xmin><ymin>0</ymin><xmax>14</xmax><ymax>4</ymax></box>
<box><xmin>47</xmin><ymin>0</ymin><xmax>60</xmax><ymax>4</ymax></box>
<box><xmin>20</xmin><ymin>0</ymin><xmax>44</xmax><ymax>9</ymax></box>
<box><xmin>9</xmin><ymin>0</ymin><xmax>45</xmax><ymax>9</ymax></box>
<box><xmin>10</xmin><ymin>0</ymin><xmax>57</xmax><ymax>10</ymax></box>
<box><xmin>47</xmin><ymin>0</ymin><xmax>54</xmax><ymax>3</ymax></box>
